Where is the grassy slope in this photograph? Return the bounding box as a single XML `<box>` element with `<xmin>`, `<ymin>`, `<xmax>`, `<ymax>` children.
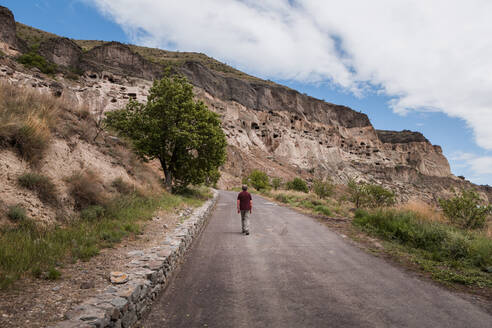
<box><xmin>0</xmin><ymin>188</ymin><xmax>210</xmax><ymax>289</ymax></box>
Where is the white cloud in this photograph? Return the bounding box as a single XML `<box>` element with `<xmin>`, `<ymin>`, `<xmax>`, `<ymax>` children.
<box><xmin>86</xmin><ymin>0</ymin><xmax>492</xmax><ymax>150</ymax></box>
<box><xmin>450</xmin><ymin>151</ymin><xmax>492</xmax><ymax>177</ymax></box>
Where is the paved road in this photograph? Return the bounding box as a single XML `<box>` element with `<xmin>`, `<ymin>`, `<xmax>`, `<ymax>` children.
<box><xmin>142</xmin><ymin>191</ymin><xmax>491</xmax><ymax>328</ymax></box>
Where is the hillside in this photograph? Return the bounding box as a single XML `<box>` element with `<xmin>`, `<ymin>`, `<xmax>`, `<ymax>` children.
<box><xmin>1</xmin><ymin>5</ymin><xmax>490</xmax><ymax>205</ymax></box>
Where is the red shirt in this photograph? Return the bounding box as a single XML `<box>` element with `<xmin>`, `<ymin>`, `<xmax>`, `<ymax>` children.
<box><xmin>237</xmin><ymin>191</ymin><xmax>252</xmax><ymax>210</ymax></box>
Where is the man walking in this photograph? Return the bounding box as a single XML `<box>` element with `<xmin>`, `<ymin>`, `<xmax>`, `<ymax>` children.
<box><xmin>237</xmin><ymin>185</ymin><xmax>252</xmax><ymax>235</ymax></box>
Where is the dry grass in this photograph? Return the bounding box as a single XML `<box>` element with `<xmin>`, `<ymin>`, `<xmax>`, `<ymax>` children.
<box><xmin>398</xmin><ymin>200</ymin><xmax>447</xmax><ymax>223</ymax></box>
<box><xmin>66</xmin><ymin>170</ymin><xmax>108</xmax><ymax>210</ymax></box>
<box><xmin>0</xmin><ymin>81</ymin><xmax>60</xmax><ymax>165</ymax></box>
<box><xmin>16</xmin><ymin>22</ymin><xmax>58</xmax><ymax>49</ymax></box>
<box><xmin>18</xmin><ymin>172</ymin><xmax>58</xmax><ymax>206</ymax></box>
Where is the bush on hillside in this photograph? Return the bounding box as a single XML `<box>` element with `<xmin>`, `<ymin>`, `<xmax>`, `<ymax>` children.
<box><xmin>66</xmin><ymin>170</ymin><xmax>107</xmax><ymax>210</ymax></box>
<box><xmin>348</xmin><ymin>179</ymin><xmax>394</xmax><ymax>208</ymax></box>
<box><xmin>272</xmin><ymin>177</ymin><xmax>282</xmax><ymax>190</ymax></box>
<box><xmin>439</xmin><ymin>189</ymin><xmax>492</xmax><ymax>230</ymax></box>
<box><xmin>364</xmin><ymin>184</ymin><xmax>395</xmax><ymax>208</ymax></box>
<box><xmin>286</xmin><ymin>177</ymin><xmax>309</xmax><ymax>193</ymax></box>
<box><xmin>111</xmin><ymin>177</ymin><xmax>134</xmax><ymax>195</ymax></box>
<box><xmin>314</xmin><ymin>205</ymin><xmax>332</xmax><ymax>216</ymax></box>
<box><xmin>18</xmin><ymin>172</ymin><xmax>58</xmax><ymax>206</ymax></box>
<box><xmin>7</xmin><ymin>205</ymin><xmax>27</xmax><ymax>222</ymax></box>
<box><xmin>16</xmin><ymin>50</ymin><xmax>57</xmax><ymax>75</ymax></box>
<box><xmin>247</xmin><ymin>170</ymin><xmax>270</xmax><ymax>190</ymax></box>
<box><xmin>313</xmin><ymin>179</ymin><xmax>334</xmax><ymax>199</ymax></box>
<box><xmin>0</xmin><ymin>82</ymin><xmax>59</xmax><ymax>165</ymax></box>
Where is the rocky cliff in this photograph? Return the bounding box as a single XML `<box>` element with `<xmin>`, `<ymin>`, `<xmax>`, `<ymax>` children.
<box><xmin>1</xmin><ymin>5</ymin><xmax>485</xmax><ymax>202</ymax></box>
<box><xmin>0</xmin><ymin>6</ymin><xmax>20</xmax><ymax>55</ymax></box>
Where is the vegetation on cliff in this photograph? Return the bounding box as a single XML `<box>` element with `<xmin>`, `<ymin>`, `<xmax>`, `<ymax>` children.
<box><xmin>0</xmin><ymin>81</ymin><xmax>59</xmax><ymax>165</ymax></box>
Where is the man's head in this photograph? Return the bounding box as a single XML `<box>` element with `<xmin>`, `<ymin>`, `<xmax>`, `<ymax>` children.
<box><xmin>242</xmin><ymin>185</ymin><xmax>248</xmax><ymax>191</ymax></box>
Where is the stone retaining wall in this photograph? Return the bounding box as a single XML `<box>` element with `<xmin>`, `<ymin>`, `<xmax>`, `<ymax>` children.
<box><xmin>51</xmin><ymin>190</ymin><xmax>219</xmax><ymax>328</ymax></box>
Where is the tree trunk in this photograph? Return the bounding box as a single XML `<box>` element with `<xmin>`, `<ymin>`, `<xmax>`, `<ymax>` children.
<box><xmin>159</xmin><ymin>157</ymin><xmax>173</xmax><ymax>191</ymax></box>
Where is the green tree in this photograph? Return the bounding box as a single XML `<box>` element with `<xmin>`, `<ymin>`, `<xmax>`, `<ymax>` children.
<box><xmin>247</xmin><ymin>170</ymin><xmax>270</xmax><ymax>190</ymax></box>
<box><xmin>272</xmin><ymin>177</ymin><xmax>282</xmax><ymax>190</ymax></box>
<box><xmin>313</xmin><ymin>179</ymin><xmax>334</xmax><ymax>199</ymax></box>
<box><xmin>439</xmin><ymin>189</ymin><xmax>492</xmax><ymax>230</ymax></box>
<box><xmin>286</xmin><ymin>177</ymin><xmax>309</xmax><ymax>193</ymax></box>
<box><xmin>348</xmin><ymin>180</ymin><xmax>394</xmax><ymax>208</ymax></box>
<box><xmin>348</xmin><ymin>179</ymin><xmax>367</xmax><ymax>208</ymax></box>
<box><xmin>364</xmin><ymin>184</ymin><xmax>395</xmax><ymax>208</ymax></box>
<box><xmin>105</xmin><ymin>74</ymin><xmax>227</xmax><ymax>191</ymax></box>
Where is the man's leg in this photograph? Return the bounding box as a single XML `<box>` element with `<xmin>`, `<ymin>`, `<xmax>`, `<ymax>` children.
<box><xmin>241</xmin><ymin>210</ymin><xmax>250</xmax><ymax>235</ymax></box>
<box><xmin>241</xmin><ymin>211</ymin><xmax>246</xmax><ymax>233</ymax></box>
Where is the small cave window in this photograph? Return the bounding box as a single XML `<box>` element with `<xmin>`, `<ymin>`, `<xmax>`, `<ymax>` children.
<box><xmin>251</xmin><ymin>122</ymin><xmax>260</xmax><ymax>130</ymax></box>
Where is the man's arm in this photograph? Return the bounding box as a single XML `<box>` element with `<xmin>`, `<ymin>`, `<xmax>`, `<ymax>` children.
<box><xmin>237</xmin><ymin>199</ymin><xmax>240</xmax><ymax>213</ymax></box>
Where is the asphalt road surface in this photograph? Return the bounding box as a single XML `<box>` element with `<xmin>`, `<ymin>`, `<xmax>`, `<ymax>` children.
<box><xmin>142</xmin><ymin>191</ymin><xmax>491</xmax><ymax>328</ymax></box>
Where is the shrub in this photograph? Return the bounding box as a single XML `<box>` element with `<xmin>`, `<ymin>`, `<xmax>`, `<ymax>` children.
<box><xmin>18</xmin><ymin>172</ymin><xmax>58</xmax><ymax>205</ymax></box>
<box><xmin>7</xmin><ymin>205</ymin><xmax>27</xmax><ymax>222</ymax></box>
<box><xmin>354</xmin><ymin>209</ymin><xmax>446</xmax><ymax>251</ymax></box>
<box><xmin>46</xmin><ymin>267</ymin><xmax>61</xmax><ymax>280</ymax></box>
<box><xmin>313</xmin><ymin>179</ymin><xmax>334</xmax><ymax>199</ymax></box>
<box><xmin>286</xmin><ymin>177</ymin><xmax>309</xmax><ymax>193</ymax></box>
<box><xmin>469</xmin><ymin>236</ymin><xmax>492</xmax><ymax>268</ymax></box>
<box><xmin>439</xmin><ymin>189</ymin><xmax>491</xmax><ymax>230</ymax></box>
<box><xmin>16</xmin><ymin>50</ymin><xmax>57</xmax><ymax>75</ymax></box>
<box><xmin>364</xmin><ymin>184</ymin><xmax>395</xmax><ymax>208</ymax></box>
<box><xmin>348</xmin><ymin>179</ymin><xmax>367</xmax><ymax>208</ymax></box>
<box><xmin>274</xmin><ymin>193</ymin><xmax>289</xmax><ymax>203</ymax></box>
<box><xmin>348</xmin><ymin>179</ymin><xmax>394</xmax><ymax>208</ymax></box>
<box><xmin>272</xmin><ymin>177</ymin><xmax>282</xmax><ymax>190</ymax></box>
<box><xmin>111</xmin><ymin>177</ymin><xmax>134</xmax><ymax>195</ymax></box>
<box><xmin>0</xmin><ymin>82</ymin><xmax>59</xmax><ymax>165</ymax></box>
<box><xmin>247</xmin><ymin>170</ymin><xmax>271</xmax><ymax>190</ymax></box>
<box><xmin>314</xmin><ymin>205</ymin><xmax>332</xmax><ymax>216</ymax></box>
<box><xmin>80</xmin><ymin>205</ymin><xmax>106</xmax><ymax>221</ymax></box>
<box><xmin>66</xmin><ymin>170</ymin><xmax>107</xmax><ymax>210</ymax></box>
<box><xmin>13</xmin><ymin>116</ymin><xmax>52</xmax><ymax>165</ymax></box>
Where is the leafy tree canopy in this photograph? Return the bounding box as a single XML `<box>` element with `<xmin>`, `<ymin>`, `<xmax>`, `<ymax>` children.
<box><xmin>105</xmin><ymin>73</ymin><xmax>227</xmax><ymax>191</ymax></box>
<box><xmin>439</xmin><ymin>189</ymin><xmax>491</xmax><ymax>230</ymax></box>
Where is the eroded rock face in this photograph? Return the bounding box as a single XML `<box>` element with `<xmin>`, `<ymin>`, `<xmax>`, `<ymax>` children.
<box><xmin>80</xmin><ymin>42</ymin><xmax>161</xmax><ymax>80</ymax></box>
<box><xmin>198</xmin><ymin>88</ymin><xmax>452</xmax><ymax>182</ymax></box>
<box><xmin>39</xmin><ymin>37</ymin><xmax>82</xmax><ymax>68</ymax></box>
<box><xmin>0</xmin><ymin>6</ymin><xmax>19</xmax><ymax>54</ymax></box>
<box><xmin>180</xmin><ymin>61</ymin><xmax>371</xmax><ymax>129</ymax></box>
<box><xmin>377</xmin><ymin>130</ymin><xmax>428</xmax><ymax>144</ymax></box>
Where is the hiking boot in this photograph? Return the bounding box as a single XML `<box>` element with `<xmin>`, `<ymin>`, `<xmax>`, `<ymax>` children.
<box><xmin>245</xmin><ymin>231</ymin><xmax>250</xmax><ymax>235</ymax></box>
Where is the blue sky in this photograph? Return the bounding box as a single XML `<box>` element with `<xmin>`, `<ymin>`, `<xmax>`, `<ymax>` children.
<box><xmin>2</xmin><ymin>0</ymin><xmax>491</xmax><ymax>185</ymax></box>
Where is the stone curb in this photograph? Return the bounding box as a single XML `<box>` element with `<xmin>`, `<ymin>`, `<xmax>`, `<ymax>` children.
<box><xmin>49</xmin><ymin>190</ymin><xmax>219</xmax><ymax>328</ymax></box>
